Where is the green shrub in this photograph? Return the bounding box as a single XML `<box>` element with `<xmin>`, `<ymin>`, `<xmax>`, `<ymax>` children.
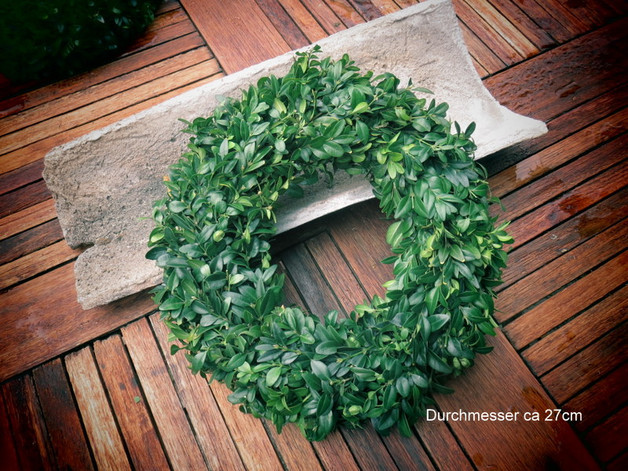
<box><xmin>0</xmin><ymin>0</ymin><xmax>163</xmax><ymax>83</ymax></box>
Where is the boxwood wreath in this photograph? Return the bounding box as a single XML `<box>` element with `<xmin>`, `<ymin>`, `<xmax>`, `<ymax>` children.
<box><xmin>147</xmin><ymin>47</ymin><xmax>513</xmax><ymax>441</ymax></box>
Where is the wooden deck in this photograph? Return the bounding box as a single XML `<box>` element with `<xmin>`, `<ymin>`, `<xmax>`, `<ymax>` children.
<box><xmin>0</xmin><ymin>0</ymin><xmax>626</xmax><ymax>469</ymax></box>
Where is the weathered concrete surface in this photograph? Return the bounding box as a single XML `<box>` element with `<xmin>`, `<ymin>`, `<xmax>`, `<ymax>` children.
<box><xmin>43</xmin><ymin>0</ymin><xmax>547</xmax><ymax>309</ymax></box>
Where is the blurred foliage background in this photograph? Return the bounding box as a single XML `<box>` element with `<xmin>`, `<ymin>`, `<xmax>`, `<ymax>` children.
<box><xmin>0</xmin><ymin>0</ymin><xmax>163</xmax><ymax>84</ymax></box>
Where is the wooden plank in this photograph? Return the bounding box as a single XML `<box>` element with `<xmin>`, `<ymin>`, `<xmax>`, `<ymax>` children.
<box><xmin>482</xmin><ymin>82</ymin><xmax>628</xmax><ymax>177</ymax></box>
<box><xmin>31</xmin><ymin>359</ymin><xmax>94</xmax><ymax>471</ymax></box>
<box><xmin>0</xmin><ymin>33</ymin><xmax>207</xmax><ymax>120</ymax></box>
<box><xmin>149</xmin><ymin>314</ymin><xmax>247</xmax><ymax>471</ymax></box>
<box><xmin>486</xmin><ymin>0</ymin><xmax>555</xmax><ymax>50</ymax></box>
<box><xmin>0</xmin><ymin>219</ymin><xmax>63</xmax><ymax>266</ymax></box>
<box><xmin>414</xmin><ymin>418</ymin><xmax>474</xmax><ymax>471</ymax></box>
<box><xmin>0</xmin><ymin>241</ymin><xmax>80</xmax><ymax>290</ymax></box>
<box><xmin>1</xmin><ymin>375</ymin><xmax>54</xmax><ymax>470</ymax></box>
<box><xmin>0</xmin><ymin>70</ymin><xmax>224</xmax><ymax>176</ymax></box>
<box><xmin>0</xmin><ymin>394</ymin><xmax>20</xmax><ymax>471</ymax></box>
<box><xmin>0</xmin><ymin>180</ymin><xmax>50</xmax><ymax>219</ymax></box>
<box><xmin>506</xmin><ymin>162</ymin><xmax>627</xmax><ymax>250</ymax></box>
<box><xmin>458</xmin><ymin>20</ymin><xmax>505</xmax><ymax>76</ymax></box>
<box><xmin>207</xmin><ymin>380</ymin><xmax>285</xmax><ymax>471</ymax></box>
<box><xmin>608</xmin><ymin>452</ymin><xmax>628</xmax><ymax>471</ymax></box>
<box><xmin>92</xmin><ymin>334</ymin><xmax>171</xmax><ymax>471</ymax></box>
<box><xmin>499</xmin><ymin>189</ymin><xmax>628</xmax><ymax>289</ymax></box>
<box><xmin>278</xmin><ymin>0</ymin><xmax>328</xmax><ymax>42</ymax></box>
<box><xmin>464</xmin><ymin>0</ymin><xmax>538</xmax><ymax>58</ymax></box>
<box><xmin>0</xmin><ymin>160</ymin><xmax>43</xmax><ymax>195</ymax></box>
<box><xmin>0</xmin><ymin>59</ymin><xmax>221</xmax><ymax>157</ymax></box>
<box><xmin>495</xmin><ymin>130</ymin><xmax>627</xmax><ymax>221</ymax></box>
<box><xmin>585</xmin><ymin>405</ymin><xmax>628</xmax><ymax>463</ymax></box>
<box><xmin>0</xmin><ymin>199</ymin><xmax>55</xmax><ymax>241</ymax></box>
<box><xmin>324</xmin><ymin>201</ymin><xmax>598</xmax><ymax>470</ymax></box>
<box><xmin>512</xmin><ymin>0</ymin><xmax>573</xmax><ymax>43</ymax></box>
<box><xmin>434</xmin><ymin>332</ymin><xmax>599</xmax><ymax>471</ymax></box>
<box><xmin>541</xmin><ymin>323</ymin><xmax>628</xmax><ymax>404</ymax></box>
<box><xmin>121</xmin><ymin>318</ymin><xmax>208</xmax><ymax>470</ymax></box>
<box><xmin>522</xmin><ymin>285</ymin><xmax>628</xmax><ymax>376</ymax></box>
<box><xmin>505</xmin><ymin>251</ymin><xmax>628</xmax><ymax>349</ymax></box>
<box><xmin>180</xmin><ymin>0</ymin><xmax>291</xmax><ymax>74</ymax></box>
<box><xmin>346</xmin><ymin>0</ymin><xmax>385</xmax><ymax>21</ymax></box>
<box><xmin>452</xmin><ymin>0</ymin><xmax>523</xmax><ymax>65</ymax></box>
<box><xmin>496</xmin><ymin>218</ymin><xmax>628</xmax><ymax>323</ymax></box>
<box><xmin>263</xmin><ymin>422</ymin><xmax>324</xmax><ymax>471</ymax></box>
<box><xmin>564</xmin><ymin>362</ymin><xmax>628</xmax><ymax>432</ymax></box>
<box><xmin>483</xmin><ymin>18</ymin><xmax>628</xmax><ymax>122</ymax></box>
<box><xmin>325</xmin><ymin>0</ymin><xmax>365</xmax><ymax>27</ymax></box>
<box><xmin>0</xmin><ymin>48</ymin><xmax>213</xmax><ymax>138</ymax></box>
<box><xmin>282</xmin><ymin>243</ymin><xmax>344</xmax><ymax>318</ymax></box>
<box><xmin>537</xmin><ymin>0</ymin><xmax>595</xmax><ymax>32</ymax></box>
<box><xmin>301</xmin><ymin>0</ymin><xmax>347</xmax><ymax>34</ymax></box>
<box><xmin>65</xmin><ymin>348</ymin><xmax>132</xmax><ymax>471</ymax></box>
<box><xmin>255</xmin><ymin>0</ymin><xmax>311</xmax><ymax>49</ymax></box>
<box><xmin>0</xmin><ymin>263</ymin><xmax>154</xmax><ymax>382</ymax></box>
<box><xmin>489</xmin><ymin>109</ymin><xmax>628</xmax><ymax>198</ymax></box>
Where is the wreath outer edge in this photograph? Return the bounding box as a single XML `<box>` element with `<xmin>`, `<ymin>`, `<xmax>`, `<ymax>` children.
<box><xmin>147</xmin><ymin>47</ymin><xmax>512</xmax><ymax>441</ymax></box>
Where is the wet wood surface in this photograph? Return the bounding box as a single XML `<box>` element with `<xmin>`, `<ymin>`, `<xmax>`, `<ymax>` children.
<box><xmin>0</xmin><ymin>0</ymin><xmax>626</xmax><ymax>469</ymax></box>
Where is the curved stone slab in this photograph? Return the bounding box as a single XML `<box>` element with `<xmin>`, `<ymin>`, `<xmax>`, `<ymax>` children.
<box><xmin>43</xmin><ymin>0</ymin><xmax>547</xmax><ymax>309</ymax></box>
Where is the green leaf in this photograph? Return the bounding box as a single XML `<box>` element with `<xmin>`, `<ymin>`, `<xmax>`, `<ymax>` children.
<box><xmin>311</xmin><ymin>359</ymin><xmax>331</xmax><ymax>381</ymax></box>
<box><xmin>266</xmin><ymin>366</ymin><xmax>282</xmax><ymax>387</ymax></box>
<box><xmin>168</xmin><ymin>201</ymin><xmax>187</xmax><ymax>213</ymax></box>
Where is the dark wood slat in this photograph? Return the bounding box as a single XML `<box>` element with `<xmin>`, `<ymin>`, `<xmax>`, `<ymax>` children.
<box><xmin>180</xmin><ymin>0</ymin><xmax>291</xmax><ymax>74</ymax></box>
<box><xmin>0</xmin><ymin>394</ymin><xmax>20</xmax><ymax>471</ymax></box>
<box><xmin>0</xmin><ymin>34</ymin><xmax>207</xmax><ymax>121</ymax></box>
<box><xmin>0</xmin><ymin>48</ymin><xmax>213</xmax><ymax>138</ymax></box>
<box><xmin>585</xmin><ymin>404</ymin><xmax>628</xmax><ymax>464</ymax></box>
<box><xmin>325</xmin><ymin>0</ymin><xmax>365</xmax><ymax>27</ymax></box>
<box><xmin>564</xmin><ymin>362</ymin><xmax>628</xmax><ymax>433</ymax></box>
<box><xmin>487</xmin><ymin>0</ymin><xmax>555</xmax><ymax>50</ymax></box>
<box><xmin>495</xmin><ymin>135</ymin><xmax>626</xmax><ymax>232</ymax></box>
<box><xmin>1</xmin><ymin>375</ymin><xmax>54</xmax><ymax>470</ymax></box>
<box><xmin>92</xmin><ymin>335</ymin><xmax>171</xmax><ymax>471</ymax></box>
<box><xmin>505</xmin><ymin>251</ymin><xmax>628</xmax><ymax>349</ymax></box>
<box><xmin>278</xmin><ymin>0</ymin><xmax>328</xmax><ymax>42</ymax></box>
<box><xmin>434</xmin><ymin>332</ymin><xmax>599</xmax><ymax>471</ymax></box>
<box><xmin>263</xmin><ymin>422</ymin><xmax>325</xmax><ymax>471</ymax></box>
<box><xmin>302</xmin><ymin>0</ymin><xmax>348</xmax><ymax>34</ymax></box>
<box><xmin>0</xmin><ymin>219</ymin><xmax>63</xmax><ymax>266</ymax></box>
<box><xmin>0</xmin><ymin>180</ymin><xmax>50</xmax><ymax>219</ymax></box>
<box><xmin>0</xmin><ymin>160</ymin><xmax>43</xmax><ymax>196</ymax></box>
<box><xmin>458</xmin><ymin>20</ymin><xmax>505</xmax><ymax>76</ymax></box>
<box><xmin>513</xmin><ymin>0</ymin><xmax>573</xmax><ymax>43</ymax></box>
<box><xmin>414</xmin><ymin>418</ymin><xmax>474</xmax><ymax>471</ymax></box>
<box><xmin>453</xmin><ymin>0</ymin><xmax>524</xmax><ymax>65</ymax></box>
<box><xmin>496</xmin><ymin>217</ymin><xmax>628</xmax><ymax>322</ymax></box>
<box><xmin>506</xmin><ymin>162</ymin><xmax>627</xmax><ymax>250</ymax></box>
<box><xmin>207</xmin><ymin>379</ymin><xmax>285</xmax><ymax>470</ymax></box>
<box><xmin>490</xmin><ymin>109</ymin><xmax>627</xmax><ymax>199</ymax></box>
<box><xmin>0</xmin><ymin>59</ymin><xmax>221</xmax><ymax>157</ymax></box>
<box><xmin>0</xmin><ymin>264</ymin><xmax>154</xmax><ymax>382</ymax></box>
<box><xmin>522</xmin><ymin>285</ymin><xmax>628</xmax><ymax>376</ymax></box>
<box><xmin>484</xmin><ymin>18</ymin><xmax>628</xmax><ymax>122</ymax></box>
<box><xmin>149</xmin><ymin>315</ymin><xmax>248</xmax><ymax>471</ymax></box>
<box><xmin>499</xmin><ymin>189</ymin><xmax>628</xmax><ymax>289</ymax></box>
<box><xmin>463</xmin><ymin>0</ymin><xmax>539</xmax><ymax>58</ymax></box>
<box><xmin>541</xmin><ymin>323</ymin><xmax>628</xmax><ymax>404</ymax></box>
<box><xmin>121</xmin><ymin>318</ymin><xmax>209</xmax><ymax>470</ymax></box>
<box><xmin>32</xmin><ymin>359</ymin><xmax>94</xmax><ymax>471</ymax></box>
<box><xmin>255</xmin><ymin>0</ymin><xmax>311</xmax><ymax>49</ymax></box>
<box><xmin>65</xmin><ymin>348</ymin><xmax>132</xmax><ymax>470</ymax></box>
